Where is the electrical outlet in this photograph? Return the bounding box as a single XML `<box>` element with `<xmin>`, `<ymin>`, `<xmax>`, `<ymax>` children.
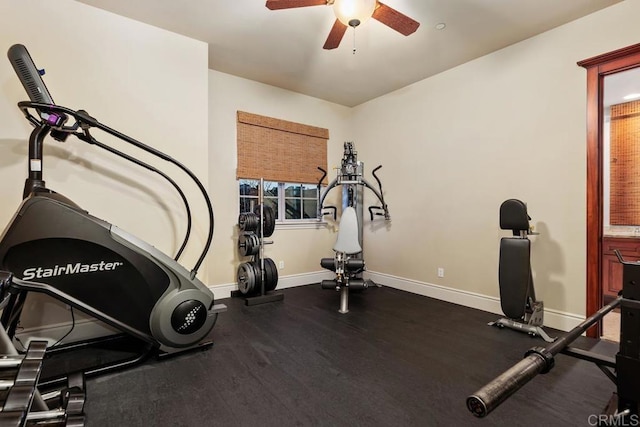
<box><xmin>279</xmin><ymin>260</ymin><xmax>285</xmax><ymax>269</ymax></box>
<box><xmin>437</xmin><ymin>267</ymin><xmax>444</xmax><ymax>278</ymax></box>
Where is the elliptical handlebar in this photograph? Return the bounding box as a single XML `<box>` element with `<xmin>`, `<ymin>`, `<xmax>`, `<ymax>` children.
<box><xmin>17</xmin><ymin>101</ymin><xmax>213</xmax><ymax>278</ymax></box>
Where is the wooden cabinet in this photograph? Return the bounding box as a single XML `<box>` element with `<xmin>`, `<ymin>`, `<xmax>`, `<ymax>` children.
<box><xmin>602</xmin><ymin>237</ymin><xmax>640</xmax><ymax>302</ymax></box>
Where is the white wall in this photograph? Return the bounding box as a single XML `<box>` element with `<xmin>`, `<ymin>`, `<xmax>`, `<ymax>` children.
<box><xmin>352</xmin><ymin>0</ymin><xmax>640</xmax><ymax>323</ymax></box>
<box><xmin>0</xmin><ymin>1</ymin><xmax>209</xmax><ymax>332</ymax></box>
<box><xmin>208</xmin><ymin>70</ymin><xmax>352</xmax><ymax>292</ymax></box>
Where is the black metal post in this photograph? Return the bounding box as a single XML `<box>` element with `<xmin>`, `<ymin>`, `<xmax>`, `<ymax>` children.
<box><xmin>23</xmin><ymin>123</ymin><xmax>50</xmax><ymax>198</ymax></box>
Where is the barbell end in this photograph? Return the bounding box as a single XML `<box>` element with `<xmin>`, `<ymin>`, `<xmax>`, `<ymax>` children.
<box><xmin>466</xmin><ymin>395</ymin><xmax>488</xmax><ymax>418</ymax></box>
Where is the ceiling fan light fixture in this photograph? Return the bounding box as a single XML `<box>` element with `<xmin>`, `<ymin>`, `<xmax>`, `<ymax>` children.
<box><xmin>333</xmin><ymin>0</ymin><xmax>377</xmax><ymax>27</ymax></box>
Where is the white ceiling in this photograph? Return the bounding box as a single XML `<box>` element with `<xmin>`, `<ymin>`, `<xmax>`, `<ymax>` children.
<box><xmin>76</xmin><ymin>0</ymin><xmax>623</xmax><ymax>107</ymax></box>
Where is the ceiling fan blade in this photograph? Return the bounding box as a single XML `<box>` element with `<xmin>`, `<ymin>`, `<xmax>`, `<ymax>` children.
<box><xmin>372</xmin><ymin>2</ymin><xmax>420</xmax><ymax>36</ymax></box>
<box><xmin>265</xmin><ymin>0</ymin><xmax>328</xmax><ymax>10</ymax></box>
<box><xmin>323</xmin><ymin>19</ymin><xmax>348</xmax><ymax>50</ymax></box>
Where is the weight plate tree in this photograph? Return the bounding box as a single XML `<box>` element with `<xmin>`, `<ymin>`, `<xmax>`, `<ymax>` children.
<box><xmin>233</xmin><ymin>179</ymin><xmax>283</xmax><ymax>305</ymax></box>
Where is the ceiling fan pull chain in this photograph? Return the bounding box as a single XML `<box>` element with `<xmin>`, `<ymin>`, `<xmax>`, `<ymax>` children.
<box><xmin>352</xmin><ymin>27</ymin><xmax>356</xmax><ymax>54</ymax></box>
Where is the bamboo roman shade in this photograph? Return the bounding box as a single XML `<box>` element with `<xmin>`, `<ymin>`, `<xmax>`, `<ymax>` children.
<box><xmin>610</xmin><ymin>100</ymin><xmax>640</xmax><ymax>225</ymax></box>
<box><xmin>237</xmin><ymin>111</ymin><xmax>328</xmax><ymax>184</ymax></box>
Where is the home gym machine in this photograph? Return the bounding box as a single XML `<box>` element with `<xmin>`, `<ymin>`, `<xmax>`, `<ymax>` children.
<box><xmin>489</xmin><ymin>199</ymin><xmax>555</xmax><ymax>342</ymax></box>
<box><xmin>317</xmin><ymin>142</ymin><xmax>390</xmax><ymax>313</ymax></box>
<box><xmin>0</xmin><ymin>44</ymin><xmax>225</xmax><ymax>382</ymax></box>
<box><xmin>467</xmin><ymin>249</ymin><xmax>639</xmax><ymax>424</ymax></box>
<box><xmin>0</xmin><ymin>272</ymin><xmax>86</xmax><ymax>426</ymax></box>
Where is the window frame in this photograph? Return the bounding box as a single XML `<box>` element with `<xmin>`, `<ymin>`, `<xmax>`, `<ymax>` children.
<box><xmin>238</xmin><ymin>179</ymin><xmax>327</xmax><ymax>229</ymax></box>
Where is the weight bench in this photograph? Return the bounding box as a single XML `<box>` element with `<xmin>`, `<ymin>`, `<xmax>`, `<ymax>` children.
<box><xmin>488</xmin><ymin>199</ymin><xmax>556</xmax><ymax>342</ymax></box>
<box><xmin>320</xmin><ymin>207</ymin><xmax>367</xmax><ymax>313</ymax></box>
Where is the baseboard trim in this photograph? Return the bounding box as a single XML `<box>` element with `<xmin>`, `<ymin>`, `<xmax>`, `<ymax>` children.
<box><xmin>365</xmin><ymin>271</ymin><xmax>585</xmax><ymax>332</ymax></box>
<box><xmin>15</xmin><ymin>270</ymin><xmax>584</xmax><ymax>344</ymax></box>
<box><xmin>15</xmin><ymin>316</ymin><xmax>118</xmax><ymax>348</ymax></box>
<box><xmin>209</xmin><ymin>270</ymin><xmax>334</xmax><ymax>300</ymax></box>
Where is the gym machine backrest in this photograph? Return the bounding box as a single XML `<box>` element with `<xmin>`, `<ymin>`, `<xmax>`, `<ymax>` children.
<box><xmin>467</xmin><ymin>249</ymin><xmax>639</xmax><ymax>422</ymax></box>
<box><xmin>332</xmin><ymin>207</ymin><xmax>362</xmax><ymax>255</ymax></box>
<box><xmin>1</xmin><ymin>44</ymin><xmax>225</xmax><ymax>369</ymax></box>
<box><xmin>489</xmin><ymin>199</ymin><xmax>555</xmax><ymax>342</ymax></box>
<box><xmin>320</xmin><ymin>208</ymin><xmax>365</xmax><ymax>289</ymax></box>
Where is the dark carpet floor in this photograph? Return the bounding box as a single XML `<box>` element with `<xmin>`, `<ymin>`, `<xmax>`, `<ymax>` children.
<box><xmin>80</xmin><ymin>284</ymin><xmax>618</xmax><ymax>426</ymax></box>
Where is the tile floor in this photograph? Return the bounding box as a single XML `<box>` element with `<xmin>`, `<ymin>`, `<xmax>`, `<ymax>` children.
<box><xmin>601</xmin><ymin>310</ymin><xmax>620</xmax><ymax>342</ymax></box>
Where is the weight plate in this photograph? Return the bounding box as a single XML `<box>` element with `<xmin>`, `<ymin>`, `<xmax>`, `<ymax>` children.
<box><xmin>238</xmin><ymin>212</ymin><xmax>259</xmax><ymax>232</ymax></box>
<box><xmin>251</xmin><ymin>260</ymin><xmax>264</xmax><ymax>293</ymax></box>
<box><xmin>254</xmin><ymin>205</ymin><xmax>276</xmax><ymax>238</ymax></box>
<box><xmin>238</xmin><ymin>213</ymin><xmax>247</xmax><ymax>230</ymax></box>
<box><xmin>237</xmin><ymin>262</ymin><xmax>257</xmax><ymax>295</ymax></box>
<box><xmin>250</xmin><ymin>234</ymin><xmax>261</xmax><ymax>256</ymax></box>
<box><xmin>263</xmin><ymin>258</ymin><xmax>278</xmax><ymax>292</ymax></box>
<box><xmin>238</xmin><ymin>232</ymin><xmax>259</xmax><ymax>256</ymax></box>
<box><xmin>262</xmin><ymin>205</ymin><xmax>275</xmax><ymax>238</ymax></box>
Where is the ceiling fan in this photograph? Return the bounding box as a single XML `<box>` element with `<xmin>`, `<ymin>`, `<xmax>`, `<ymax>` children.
<box><xmin>265</xmin><ymin>0</ymin><xmax>420</xmax><ymax>50</ymax></box>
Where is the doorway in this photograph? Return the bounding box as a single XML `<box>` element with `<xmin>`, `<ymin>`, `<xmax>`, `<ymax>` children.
<box><xmin>579</xmin><ymin>43</ymin><xmax>640</xmax><ymax>339</ymax></box>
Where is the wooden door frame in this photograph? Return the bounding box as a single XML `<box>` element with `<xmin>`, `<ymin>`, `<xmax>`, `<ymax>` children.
<box><xmin>578</xmin><ymin>43</ymin><xmax>640</xmax><ymax>338</ymax></box>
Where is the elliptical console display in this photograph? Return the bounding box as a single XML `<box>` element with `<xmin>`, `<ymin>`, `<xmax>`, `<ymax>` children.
<box><xmin>0</xmin><ymin>44</ymin><xmax>225</xmax><ymax>353</ymax></box>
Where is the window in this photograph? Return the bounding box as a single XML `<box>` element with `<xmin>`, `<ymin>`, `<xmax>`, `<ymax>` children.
<box><xmin>236</xmin><ymin>111</ymin><xmax>329</xmax><ymax>227</ymax></box>
<box><xmin>285</xmin><ymin>182</ymin><xmax>318</xmax><ymax>220</ymax></box>
<box><xmin>239</xmin><ymin>179</ymin><xmax>320</xmax><ymax>222</ymax></box>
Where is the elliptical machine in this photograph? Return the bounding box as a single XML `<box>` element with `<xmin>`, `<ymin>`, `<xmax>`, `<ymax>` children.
<box><xmin>0</xmin><ymin>45</ymin><xmax>225</xmax><ymax>372</ymax></box>
<box><xmin>317</xmin><ymin>142</ymin><xmax>390</xmax><ymax>313</ymax></box>
<box><xmin>488</xmin><ymin>199</ymin><xmax>555</xmax><ymax>342</ymax></box>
